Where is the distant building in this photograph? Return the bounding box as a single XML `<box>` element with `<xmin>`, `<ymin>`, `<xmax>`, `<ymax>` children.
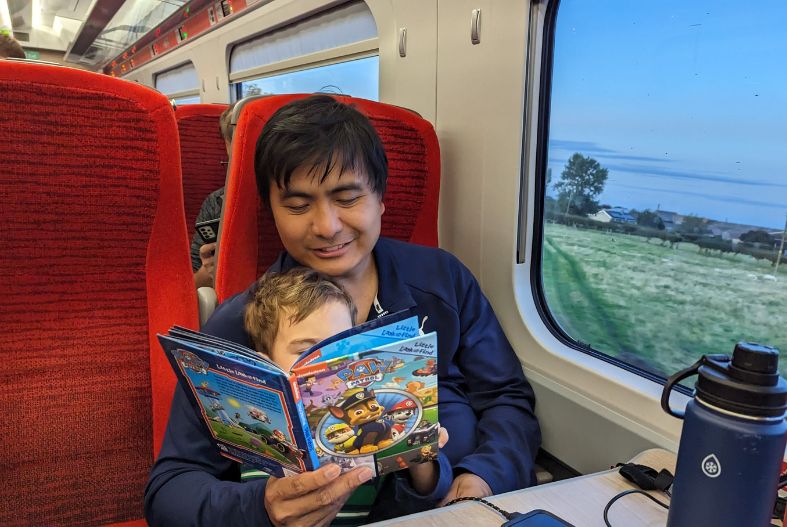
<box><xmin>588</xmin><ymin>207</ymin><xmax>636</xmax><ymax>224</ymax></box>
<box><xmin>655</xmin><ymin>210</ymin><xmax>681</xmax><ymax>232</ymax></box>
<box><xmin>708</xmin><ymin>221</ymin><xmax>770</xmax><ymax>242</ymax></box>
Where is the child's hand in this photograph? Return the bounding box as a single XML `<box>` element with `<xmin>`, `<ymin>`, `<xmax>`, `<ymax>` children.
<box><xmin>264</xmin><ymin>463</ymin><xmax>373</xmax><ymax>526</ymax></box>
<box><xmin>438</xmin><ymin>472</ymin><xmax>492</xmax><ymax>506</ymax></box>
<box><xmin>407</xmin><ymin>425</ymin><xmax>449</xmax><ymax>495</ymax></box>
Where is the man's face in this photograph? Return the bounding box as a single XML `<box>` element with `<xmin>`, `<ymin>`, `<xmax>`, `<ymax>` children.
<box><xmin>269</xmin><ymin>301</ymin><xmax>354</xmax><ymax>371</ymax></box>
<box><xmin>269</xmin><ymin>162</ymin><xmax>384</xmax><ymax>281</ymax></box>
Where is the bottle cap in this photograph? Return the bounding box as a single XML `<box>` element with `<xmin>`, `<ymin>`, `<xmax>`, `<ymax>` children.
<box><xmin>696</xmin><ymin>342</ymin><xmax>787</xmax><ymax>418</ymax></box>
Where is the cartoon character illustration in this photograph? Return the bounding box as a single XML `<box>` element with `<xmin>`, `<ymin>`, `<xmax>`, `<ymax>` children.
<box><xmin>321</xmin><ymin>393</ymin><xmax>339</xmax><ymax>406</ymax></box>
<box><xmin>265</xmin><ymin>429</ymin><xmax>304</xmax><ymax>463</ymax></box>
<box><xmin>303</xmin><ymin>376</ymin><xmax>317</xmax><ymax>396</ymax></box>
<box><xmin>209</xmin><ymin>400</ymin><xmax>236</xmax><ymax>426</ymax></box>
<box><xmin>405</xmin><ymin>380</ymin><xmax>424</xmax><ymax>394</ymax></box>
<box><xmin>385</xmin><ymin>358</ymin><xmax>405</xmax><ymax>373</ymax></box>
<box><xmin>384</xmin><ymin>398</ymin><xmax>418</xmax><ymax>439</ymax></box>
<box><xmin>247</xmin><ymin>406</ymin><xmax>272</xmax><ymax>424</ymax></box>
<box><xmin>178</xmin><ymin>351</ymin><xmax>209</xmax><ymax>374</ymax></box>
<box><xmin>407</xmin><ymin>420</ymin><xmax>439</xmax><ymax>446</ymax></box>
<box><xmin>328</xmin><ymin>388</ymin><xmax>393</xmax><ymax>454</ymax></box>
<box><xmin>331</xmin><ymin>378</ymin><xmax>345</xmax><ymax>390</ymax></box>
<box><xmin>412</xmin><ymin>359</ymin><xmax>437</xmax><ymax>377</ymax></box>
<box><xmin>324</xmin><ymin>422</ymin><xmax>357</xmax><ymax>453</ymax></box>
<box><xmin>413</xmin><ymin>444</ymin><xmax>438</xmax><ymax>463</ymax></box>
<box><xmin>195</xmin><ymin>381</ymin><xmax>221</xmax><ymax>398</ymax></box>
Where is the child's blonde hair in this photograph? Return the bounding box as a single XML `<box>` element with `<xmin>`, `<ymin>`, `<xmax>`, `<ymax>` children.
<box><xmin>244</xmin><ymin>267</ymin><xmax>357</xmax><ymax>356</ymax></box>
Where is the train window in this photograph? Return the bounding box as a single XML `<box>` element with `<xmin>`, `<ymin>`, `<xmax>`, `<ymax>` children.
<box><xmin>171</xmin><ymin>95</ymin><xmax>202</xmax><ymax>105</ymax></box>
<box><xmin>235</xmin><ymin>56</ymin><xmax>379</xmax><ymax>101</ymax></box>
<box><xmin>155</xmin><ymin>61</ymin><xmax>200</xmax><ymax>102</ymax></box>
<box><xmin>536</xmin><ymin>1</ymin><xmax>787</xmax><ymax>379</ymax></box>
<box><xmin>229</xmin><ymin>1</ymin><xmax>378</xmax><ymax>99</ymax></box>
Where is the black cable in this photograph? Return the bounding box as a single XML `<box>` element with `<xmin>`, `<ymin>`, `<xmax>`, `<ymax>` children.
<box><xmin>443</xmin><ymin>496</ymin><xmax>516</xmax><ymax>520</ymax></box>
<box><xmin>603</xmin><ymin>489</ymin><xmax>670</xmax><ymax>527</ymax></box>
<box><xmin>777</xmin><ymin>474</ymin><xmax>787</xmax><ymax>490</ymax></box>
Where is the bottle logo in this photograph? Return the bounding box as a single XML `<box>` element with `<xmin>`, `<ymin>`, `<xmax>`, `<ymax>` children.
<box><xmin>701</xmin><ymin>454</ymin><xmax>722</xmax><ymax>478</ymax></box>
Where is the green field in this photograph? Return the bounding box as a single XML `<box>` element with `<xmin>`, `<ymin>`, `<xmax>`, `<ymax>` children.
<box><xmin>542</xmin><ymin>223</ymin><xmax>787</xmax><ymax>377</ymax></box>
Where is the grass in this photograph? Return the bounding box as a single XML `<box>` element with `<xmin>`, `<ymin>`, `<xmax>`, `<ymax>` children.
<box><xmin>542</xmin><ymin>223</ymin><xmax>787</xmax><ymax>378</ymax></box>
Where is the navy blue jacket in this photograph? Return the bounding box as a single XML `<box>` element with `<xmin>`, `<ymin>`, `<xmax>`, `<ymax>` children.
<box><xmin>145</xmin><ymin>238</ymin><xmax>541</xmax><ymax>526</ymax></box>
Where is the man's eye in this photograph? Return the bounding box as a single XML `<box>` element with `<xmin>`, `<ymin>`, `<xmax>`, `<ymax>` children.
<box><xmin>285</xmin><ymin>203</ymin><xmax>309</xmax><ymax>213</ymax></box>
<box><xmin>336</xmin><ymin>196</ymin><xmax>361</xmax><ymax>206</ymax></box>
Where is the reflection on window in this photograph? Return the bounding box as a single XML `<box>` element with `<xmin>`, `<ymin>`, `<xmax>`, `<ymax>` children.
<box><xmin>236</xmin><ymin>56</ymin><xmax>379</xmax><ymax>101</ymax></box>
<box><xmin>172</xmin><ymin>95</ymin><xmax>201</xmax><ymax>105</ymax></box>
<box><xmin>540</xmin><ymin>1</ymin><xmax>787</xmax><ymax>378</ymax></box>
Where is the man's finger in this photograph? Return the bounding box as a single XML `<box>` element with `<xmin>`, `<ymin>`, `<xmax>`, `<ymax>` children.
<box><xmin>268</xmin><ymin>464</ymin><xmax>342</xmax><ymax>501</ymax></box>
<box><xmin>199</xmin><ymin>242</ymin><xmax>217</xmax><ymax>258</ymax></box>
<box><xmin>271</xmin><ymin>468</ymin><xmax>368</xmax><ymax>524</ymax></box>
<box><xmin>438</xmin><ymin>426</ymin><xmax>449</xmax><ymax>449</ymax></box>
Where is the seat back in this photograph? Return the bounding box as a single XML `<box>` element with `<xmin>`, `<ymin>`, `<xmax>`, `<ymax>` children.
<box><xmin>174</xmin><ymin>104</ymin><xmax>229</xmax><ymax>232</ymax></box>
<box><xmin>0</xmin><ymin>62</ymin><xmax>198</xmax><ymax>526</ymax></box>
<box><xmin>215</xmin><ymin>94</ymin><xmax>440</xmax><ymax>302</ymax></box>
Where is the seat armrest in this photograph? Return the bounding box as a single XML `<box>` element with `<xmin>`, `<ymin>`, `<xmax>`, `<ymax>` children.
<box><xmin>197</xmin><ymin>286</ymin><xmax>218</xmax><ymax>327</ymax></box>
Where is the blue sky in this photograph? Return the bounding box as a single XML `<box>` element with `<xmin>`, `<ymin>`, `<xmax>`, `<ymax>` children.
<box><xmin>547</xmin><ymin>1</ymin><xmax>787</xmax><ymax>229</ymax></box>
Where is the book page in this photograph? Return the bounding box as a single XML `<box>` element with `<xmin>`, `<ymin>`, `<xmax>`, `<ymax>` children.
<box><xmin>291</xmin><ymin>332</ymin><xmax>438</xmax><ymax>476</ymax></box>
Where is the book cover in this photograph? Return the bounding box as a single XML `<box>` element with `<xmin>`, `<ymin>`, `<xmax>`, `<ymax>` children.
<box><xmin>158</xmin><ymin>312</ymin><xmax>438</xmax><ymax>478</ymax></box>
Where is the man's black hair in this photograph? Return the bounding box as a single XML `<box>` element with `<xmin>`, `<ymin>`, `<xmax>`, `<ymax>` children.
<box><xmin>254</xmin><ymin>95</ymin><xmax>387</xmax><ymax>205</ymax></box>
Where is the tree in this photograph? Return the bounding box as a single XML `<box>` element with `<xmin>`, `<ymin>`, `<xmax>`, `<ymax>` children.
<box><xmin>554</xmin><ymin>153</ymin><xmax>609</xmax><ymax>216</ymax></box>
<box><xmin>740</xmin><ymin>229</ymin><xmax>774</xmax><ymax>246</ymax></box>
<box><xmin>637</xmin><ymin>209</ymin><xmax>665</xmax><ymax>230</ymax></box>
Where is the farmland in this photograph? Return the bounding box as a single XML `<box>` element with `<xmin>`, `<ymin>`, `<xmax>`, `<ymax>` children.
<box><xmin>541</xmin><ymin>223</ymin><xmax>787</xmax><ymax>377</ymax></box>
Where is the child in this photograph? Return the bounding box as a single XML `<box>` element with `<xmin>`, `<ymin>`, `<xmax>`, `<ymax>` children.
<box><xmin>244</xmin><ymin>267</ymin><xmax>356</xmax><ymax>372</ymax></box>
<box><xmin>242</xmin><ymin>267</ymin><xmax>445</xmax><ymax>526</ymax></box>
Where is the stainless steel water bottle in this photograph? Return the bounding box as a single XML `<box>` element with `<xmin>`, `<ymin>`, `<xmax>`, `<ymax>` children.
<box><xmin>661</xmin><ymin>342</ymin><xmax>787</xmax><ymax>527</ymax></box>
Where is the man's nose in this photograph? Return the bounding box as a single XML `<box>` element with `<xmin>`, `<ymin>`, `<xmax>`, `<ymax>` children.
<box><xmin>311</xmin><ymin>202</ymin><xmax>342</xmax><ymax>238</ymax></box>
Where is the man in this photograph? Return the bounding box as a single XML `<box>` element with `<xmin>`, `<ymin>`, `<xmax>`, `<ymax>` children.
<box><xmin>191</xmin><ymin>103</ymin><xmax>234</xmax><ymax>288</ymax></box>
<box><xmin>145</xmin><ymin>95</ymin><xmax>541</xmax><ymax>527</ymax></box>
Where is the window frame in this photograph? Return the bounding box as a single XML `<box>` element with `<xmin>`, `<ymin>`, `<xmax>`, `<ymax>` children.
<box><xmin>229</xmin><ymin>40</ymin><xmax>379</xmax><ymax>87</ymax></box>
<box><xmin>524</xmin><ymin>0</ymin><xmax>700</xmax><ymax>391</ymax></box>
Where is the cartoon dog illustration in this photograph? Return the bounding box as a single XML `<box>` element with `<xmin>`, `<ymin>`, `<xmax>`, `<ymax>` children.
<box><xmin>385</xmin><ymin>398</ymin><xmax>417</xmax><ymax>439</ymax></box>
<box><xmin>328</xmin><ymin>388</ymin><xmax>393</xmax><ymax>454</ymax></box>
<box><xmin>324</xmin><ymin>422</ymin><xmax>357</xmax><ymax>453</ymax></box>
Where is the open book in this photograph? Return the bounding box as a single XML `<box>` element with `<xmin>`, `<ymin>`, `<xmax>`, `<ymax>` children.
<box><xmin>158</xmin><ymin>312</ymin><xmax>438</xmax><ymax>478</ymax></box>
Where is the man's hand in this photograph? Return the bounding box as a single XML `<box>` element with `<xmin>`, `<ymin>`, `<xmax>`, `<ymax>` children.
<box><xmin>438</xmin><ymin>472</ymin><xmax>492</xmax><ymax>507</ymax></box>
<box><xmin>194</xmin><ymin>242</ymin><xmax>217</xmax><ymax>288</ymax></box>
<box><xmin>407</xmin><ymin>425</ymin><xmax>449</xmax><ymax>495</ymax></box>
<box><xmin>264</xmin><ymin>463</ymin><xmax>374</xmax><ymax>527</ymax></box>
<box><xmin>199</xmin><ymin>242</ymin><xmax>217</xmax><ymax>278</ymax></box>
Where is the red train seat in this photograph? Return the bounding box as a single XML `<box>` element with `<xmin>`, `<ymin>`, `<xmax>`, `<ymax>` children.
<box><xmin>0</xmin><ymin>62</ymin><xmax>198</xmax><ymax>526</ymax></box>
<box><xmin>214</xmin><ymin>94</ymin><xmax>441</xmax><ymax>302</ymax></box>
<box><xmin>174</xmin><ymin>104</ymin><xmax>229</xmax><ymax>235</ymax></box>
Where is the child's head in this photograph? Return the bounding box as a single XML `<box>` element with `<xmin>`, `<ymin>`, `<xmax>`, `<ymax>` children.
<box><xmin>244</xmin><ymin>267</ymin><xmax>357</xmax><ymax>371</ymax></box>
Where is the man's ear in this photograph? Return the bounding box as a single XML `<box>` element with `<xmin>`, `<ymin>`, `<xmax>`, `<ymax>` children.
<box><xmin>379</xmin><ymin>200</ymin><xmax>385</xmax><ymax>216</ymax></box>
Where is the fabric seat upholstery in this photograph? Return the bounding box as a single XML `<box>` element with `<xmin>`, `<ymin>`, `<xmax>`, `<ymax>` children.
<box><xmin>0</xmin><ymin>62</ymin><xmax>198</xmax><ymax>526</ymax></box>
<box><xmin>174</xmin><ymin>104</ymin><xmax>229</xmax><ymax>232</ymax></box>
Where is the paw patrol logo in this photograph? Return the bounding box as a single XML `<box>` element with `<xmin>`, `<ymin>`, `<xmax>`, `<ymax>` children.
<box><xmin>337</xmin><ymin>358</ymin><xmax>387</xmax><ymax>388</ymax></box>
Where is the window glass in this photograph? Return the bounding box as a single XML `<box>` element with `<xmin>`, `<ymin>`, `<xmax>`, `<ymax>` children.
<box><xmin>540</xmin><ymin>1</ymin><xmax>787</xmax><ymax>377</ymax></box>
<box><xmin>236</xmin><ymin>55</ymin><xmax>379</xmax><ymax>101</ymax></box>
<box><xmin>155</xmin><ymin>61</ymin><xmax>198</xmax><ymax>95</ymax></box>
<box><xmin>171</xmin><ymin>94</ymin><xmax>201</xmax><ymax>105</ymax></box>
